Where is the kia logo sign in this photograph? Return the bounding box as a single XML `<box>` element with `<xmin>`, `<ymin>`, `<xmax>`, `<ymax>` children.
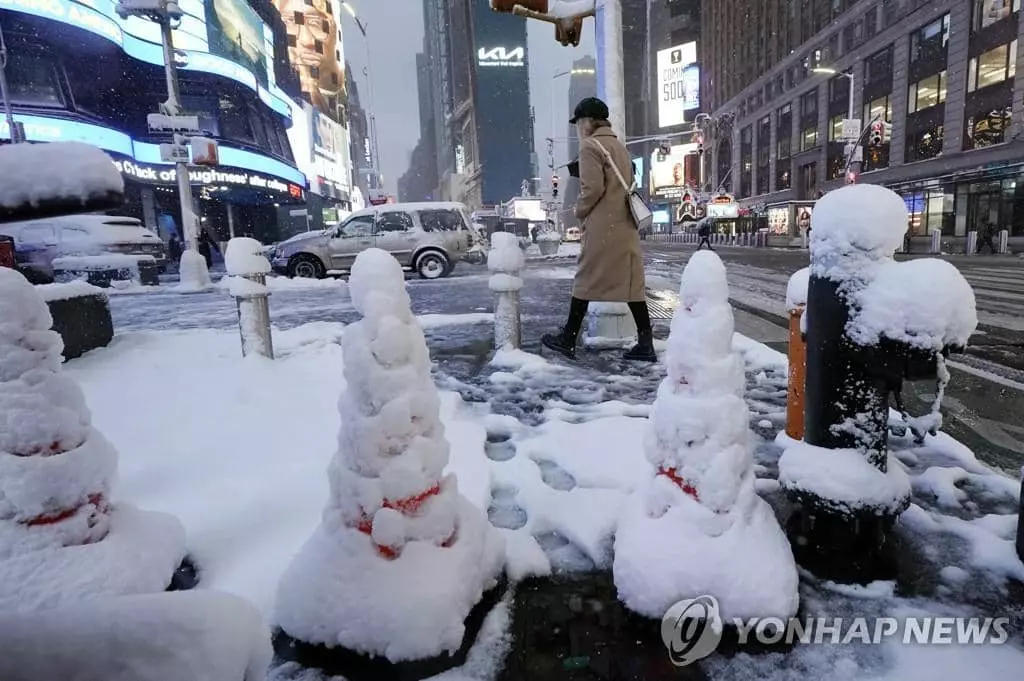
<box><xmin>477</xmin><ymin>46</ymin><xmax>525</xmax><ymax>67</ymax></box>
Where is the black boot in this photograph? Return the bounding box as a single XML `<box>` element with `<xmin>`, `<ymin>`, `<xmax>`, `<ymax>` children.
<box><xmin>623</xmin><ymin>301</ymin><xmax>658</xmax><ymax>362</ymax></box>
<box><xmin>542</xmin><ymin>297</ymin><xmax>588</xmax><ymax>360</ymax></box>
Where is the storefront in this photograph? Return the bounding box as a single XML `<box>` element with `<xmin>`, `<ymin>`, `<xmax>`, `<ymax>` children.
<box><xmin>890</xmin><ymin>164</ymin><xmax>1024</xmax><ymax>242</ymax></box>
<box><xmin>765</xmin><ymin>201</ymin><xmax>816</xmax><ymax>245</ymax></box>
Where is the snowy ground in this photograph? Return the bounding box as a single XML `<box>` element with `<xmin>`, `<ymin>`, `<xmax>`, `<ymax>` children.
<box><xmin>18</xmin><ymin>256</ymin><xmax>1024</xmax><ymax>678</ymax></box>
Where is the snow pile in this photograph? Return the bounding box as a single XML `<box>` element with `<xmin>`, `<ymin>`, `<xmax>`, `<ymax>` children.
<box><xmin>225</xmin><ymin>237</ymin><xmax>272</xmax><ymax>277</ymax></box>
<box><xmin>777</xmin><ymin>439</ymin><xmax>912</xmax><ymax>515</ymax></box>
<box><xmin>176</xmin><ymin>249</ymin><xmax>213</xmax><ymax>292</ymax></box>
<box><xmin>0</xmin><ymin>267</ymin><xmax>186</xmax><ymax>611</ymax></box>
<box><xmin>786</xmin><ymin>266</ymin><xmax>810</xmax><ymax>312</ymax></box>
<box><xmin>613</xmin><ymin>250</ymin><xmax>799</xmax><ymax>621</ymax></box>
<box><xmin>274</xmin><ymin>248</ymin><xmax>504</xmax><ymax>662</ymax></box>
<box><xmin>0</xmin><ymin>590</ymin><xmax>271</xmax><ymax>681</ymax></box>
<box><xmin>847</xmin><ymin>259</ymin><xmax>977</xmax><ymax>352</ymax></box>
<box><xmin>487</xmin><ymin>231</ymin><xmax>525</xmax><ymax>293</ymax></box>
<box><xmin>0</xmin><ymin>142</ymin><xmax>123</xmax><ymax>212</ymax></box>
<box><xmin>810</xmin><ymin>185</ymin><xmax>907</xmax><ymax>285</ymax></box>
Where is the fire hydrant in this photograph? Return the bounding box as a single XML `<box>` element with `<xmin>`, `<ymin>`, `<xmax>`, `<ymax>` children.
<box><xmin>778</xmin><ymin>184</ymin><xmax>977</xmax><ymax>584</ymax></box>
<box><xmin>225</xmin><ymin>237</ymin><xmax>274</xmax><ymax>359</ymax></box>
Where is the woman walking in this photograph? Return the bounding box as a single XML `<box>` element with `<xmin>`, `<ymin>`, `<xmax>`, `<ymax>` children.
<box><xmin>541</xmin><ymin>97</ymin><xmax>656</xmax><ymax>362</ymax></box>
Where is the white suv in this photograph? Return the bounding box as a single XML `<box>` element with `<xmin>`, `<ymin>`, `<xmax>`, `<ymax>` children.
<box><xmin>273</xmin><ymin>202</ymin><xmax>474</xmax><ymax>279</ymax></box>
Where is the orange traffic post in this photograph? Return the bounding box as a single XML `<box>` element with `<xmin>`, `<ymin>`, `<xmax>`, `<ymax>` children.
<box><xmin>786</xmin><ymin>305</ymin><xmax>807</xmax><ymax>441</ymax></box>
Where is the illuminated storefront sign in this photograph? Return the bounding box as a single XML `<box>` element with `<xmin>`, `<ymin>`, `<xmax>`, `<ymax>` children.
<box><xmin>1</xmin><ymin>113</ymin><xmax>305</xmax><ymax>188</ymax></box>
<box><xmin>0</xmin><ymin>0</ymin><xmax>292</xmax><ymax>117</ymax></box>
<box><xmin>649</xmin><ymin>142</ymin><xmax>698</xmax><ymax>200</ymax></box>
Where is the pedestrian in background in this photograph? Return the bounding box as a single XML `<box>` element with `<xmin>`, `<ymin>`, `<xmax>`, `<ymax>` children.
<box><xmin>697</xmin><ymin>219</ymin><xmax>713</xmax><ymax>250</ymax></box>
<box><xmin>978</xmin><ymin>222</ymin><xmax>997</xmax><ymax>254</ymax></box>
<box><xmin>541</xmin><ymin>97</ymin><xmax>656</xmax><ymax>362</ymax></box>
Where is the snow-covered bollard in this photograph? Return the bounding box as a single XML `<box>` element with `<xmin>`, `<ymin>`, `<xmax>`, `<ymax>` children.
<box><xmin>273</xmin><ymin>248</ymin><xmax>505</xmax><ymax>677</ymax></box>
<box><xmin>930</xmin><ymin>229</ymin><xmax>942</xmax><ymax>254</ymax></box>
<box><xmin>488</xmin><ymin>231</ymin><xmax>525</xmax><ymax>350</ymax></box>
<box><xmin>998</xmin><ymin>229</ymin><xmax>1009</xmax><ymax>254</ymax></box>
<box><xmin>966</xmin><ymin>230</ymin><xmax>978</xmax><ymax>256</ymax></box>
<box><xmin>583</xmin><ymin>302</ymin><xmax>637</xmax><ymax>349</ymax></box>
<box><xmin>614</xmin><ymin>250</ymin><xmax>799</xmax><ymax>624</ymax></box>
<box><xmin>784</xmin><ymin>267</ymin><xmax>809</xmax><ymax>441</ymax></box>
<box><xmin>535</xmin><ymin>229</ymin><xmax>562</xmax><ymax>256</ymax></box>
<box><xmin>0</xmin><ymin>268</ymin><xmax>191</xmax><ymax>612</ymax></box>
<box><xmin>225</xmin><ymin>237</ymin><xmax>273</xmax><ymax>360</ymax></box>
<box><xmin>778</xmin><ymin>185</ymin><xmax>977</xmax><ymax>584</ymax></box>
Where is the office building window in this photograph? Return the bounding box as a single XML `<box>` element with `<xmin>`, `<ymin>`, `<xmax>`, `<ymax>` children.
<box><xmin>908</xmin><ymin>71</ymin><xmax>947</xmax><ymax>113</ymax></box>
<box><xmin>973</xmin><ymin>0</ymin><xmax>1021</xmax><ymax>31</ymax></box>
<box><xmin>828</xmin><ymin>114</ymin><xmax>845</xmax><ymax>142</ymax></box>
<box><xmin>910</xmin><ymin>14</ymin><xmax>950</xmax><ymax>63</ymax></box>
<box><xmin>968</xmin><ymin>41</ymin><xmax>1017</xmax><ymax>92</ymax></box>
<box><xmin>864</xmin><ymin>95</ymin><xmax>893</xmax><ymax>125</ymax></box>
<box><xmin>801</xmin><ymin>126</ymin><xmax>818</xmax><ymax>151</ymax></box>
<box><xmin>864</xmin><ymin>45</ymin><xmax>894</xmax><ymax>85</ymax></box>
<box><xmin>800</xmin><ymin>88</ymin><xmax>818</xmax><ymax>118</ymax></box>
<box><xmin>965</xmin><ymin>105</ymin><xmax>1012</xmax><ymax>149</ymax></box>
<box><xmin>906</xmin><ymin>124</ymin><xmax>944</xmax><ymax>162</ymax></box>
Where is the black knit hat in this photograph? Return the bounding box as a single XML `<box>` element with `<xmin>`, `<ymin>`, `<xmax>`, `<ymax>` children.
<box><xmin>570</xmin><ymin>97</ymin><xmax>610</xmax><ymax>124</ymax></box>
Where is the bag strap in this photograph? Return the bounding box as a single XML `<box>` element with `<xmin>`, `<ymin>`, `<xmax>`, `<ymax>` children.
<box><xmin>592</xmin><ymin>140</ymin><xmax>634</xmax><ymax>193</ymax></box>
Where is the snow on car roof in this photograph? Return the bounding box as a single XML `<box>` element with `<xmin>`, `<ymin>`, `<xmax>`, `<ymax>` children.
<box><xmin>345</xmin><ymin>202</ymin><xmax>469</xmax><ymax>219</ymax></box>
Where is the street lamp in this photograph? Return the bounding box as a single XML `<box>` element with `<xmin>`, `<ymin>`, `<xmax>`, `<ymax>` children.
<box><xmin>341</xmin><ymin>1</ymin><xmax>381</xmax><ymax>191</ymax></box>
<box><xmin>812</xmin><ymin>67</ymin><xmax>855</xmax><ymax>128</ymax></box>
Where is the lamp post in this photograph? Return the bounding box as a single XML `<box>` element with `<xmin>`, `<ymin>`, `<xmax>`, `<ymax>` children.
<box><xmin>342</xmin><ymin>1</ymin><xmax>381</xmax><ymax>191</ymax></box>
<box><xmin>813</xmin><ymin>67</ymin><xmax>859</xmax><ymax>180</ymax></box>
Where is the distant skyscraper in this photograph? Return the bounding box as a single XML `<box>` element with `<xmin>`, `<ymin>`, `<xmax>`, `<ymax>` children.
<box><xmin>562</xmin><ymin>56</ymin><xmax>597</xmax><ymax>225</ymax></box>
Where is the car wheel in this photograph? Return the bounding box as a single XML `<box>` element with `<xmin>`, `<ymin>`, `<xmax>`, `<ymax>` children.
<box><xmin>288</xmin><ymin>254</ymin><xmax>325</xmax><ymax>279</ymax></box>
<box><xmin>416</xmin><ymin>251</ymin><xmax>448</xmax><ymax>279</ymax></box>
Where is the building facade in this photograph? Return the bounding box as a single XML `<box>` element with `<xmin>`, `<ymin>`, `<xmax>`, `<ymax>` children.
<box><xmin>1</xmin><ymin>0</ymin><xmax>307</xmax><ymax>246</ymax></box>
<box><xmin>703</xmin><ymin>0</ymin><xmax>1024</xmax><ymax>247</ymax></box>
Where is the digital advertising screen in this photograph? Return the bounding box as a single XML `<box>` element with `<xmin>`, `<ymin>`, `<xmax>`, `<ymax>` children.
<box><xmin>656</xmin><ymin>41</ymin><xmax>699</xmax><ymax>128</ymax></box>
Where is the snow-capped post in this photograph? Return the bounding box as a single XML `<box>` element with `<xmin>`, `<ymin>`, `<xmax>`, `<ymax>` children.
<box><xmin>614</xmin><ymin>250</ymin><xmax>799</xmax><ymax>624</ymax></box>
<box><xmin>930</xmin><ymin>228</ymin><xmax>942</xmax><ymax>254</ymax></box>
<box><xmin>0</xmin><ymin>268</ymin><xmax>193</xmax><ymax>612</ymax></box>
<box><xmin>273</xmin><ymin>248</ymin><xmax>505</xmax><ymax>679</ymax></box>
<box><xmin>998</xmin><ymin>229</ymin><xmax>1009</xmax><ymax>254</ymax></box>
<box><xmin>488</xmin><ymin>231</ymin><xmax>525</xmax><ymax>350</ymax></box>
<box><xmin>225</xmin><ymin>237</ymin><xmax>274</xmax><ymax>360</ymax></box>
<box><xmin>966</xmin><ymin>230</ymin><xmax>978</xmax><ymax>256</ymax></box>
<box><xmin>785</xmin><ymin>267</ymin><xmax>809</xmax><ymax>441</ymax></box>
<box><xmin>777</xmin><ymin>185</ymin><xmax>977</xmax><ymax>584</ymax></box>
<box><xmin>1017</xmin><ymin>467</ymin><xmax>1024</xmax><ymax>563</ymax></box>
<box><xmin>584</xmin><ymin>302</ymin><xmax>636</xmax><ymax>349</ymax></box>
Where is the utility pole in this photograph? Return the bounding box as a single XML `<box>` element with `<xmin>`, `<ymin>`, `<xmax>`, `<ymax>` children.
<box><xmin>117</xmin><ymin>0</ymin><xmax>210</xmax><ymax>288</ymax></box>
<box><xmin>0</xmin><ymin>22</ymin><xmax>25</xmax><ymax>144</ymax></box>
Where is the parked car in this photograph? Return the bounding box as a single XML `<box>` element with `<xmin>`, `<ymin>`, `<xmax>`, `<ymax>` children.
<box><xmin>0</xmin><ymin>215</ymin><xmax>167</xmax><ymax>284</ymax></box>
<box><xmin>564</xmin><ymin>227</ymin><xmax>581</xmax><ymax>242</ymax></box>
<box><xmin>272</xmin><ymin>202</ymin><xmax>474</xmax><ymax>280</ymax></box>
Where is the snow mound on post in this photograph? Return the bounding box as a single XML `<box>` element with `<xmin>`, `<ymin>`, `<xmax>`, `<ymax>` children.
<box><xmin>810</xmin><ymin>185</ymin><xmax>907</xmax><ymax>280</ymax></box>
<box><xmin>225</xmin><ymin>237</ymin><xmax>271</xmax><ymax>276</ymax></box>
<box><xmin>177</xmin><ymin>250</ymin><xmax>212</xmax><ymax>292</ymax></box>
<box><xmin>274</xmin><ymin>247</ymin><xmax>504</xmax><ymax>662</ymax></box>
<box><xmin>847</xmin><ymin>259</ymin><xmax>978</xmax><ymax>352</ymax></box>
<box><xmin>488</xmin><ymin>232</ymin><xmax>525</xmax><ymax>293</ymax></box>
<box><xmin>0</xmin><ymin>142</ymin><xmax>122</xmax><ymax>213</ymax></box>
<box><xmin>786</xmin><ymin>267</ymin><xmax>810</xmax><ymax>311</ymax></box>
<box><xmin>777</xmin><ymin>441</ymin><xmax>911</xmax><ymax>516</ymax></box>
<box><xmin>614</xmin><ymin>250</ymin><xmax>798</xmax><ymax>621</ymax></box>
<box><xmin>0</xmin><ymin>268</ymin><xmax>186</xmax><ymax>609</ymax></box>
<box><xmin>0</xmin><ymin>590</ymin><xmax>270</xmax><ymax>681</ymax></box>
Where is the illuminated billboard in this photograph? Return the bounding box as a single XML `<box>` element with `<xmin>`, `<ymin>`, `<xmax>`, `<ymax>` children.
<box><xmin>649</xmin><ymin>143</ymin><xmax>699</xmax><ymax>200</ymax></box>
<box><xmin>272</xmin><ymin>0</ymin><xmax>347</xmax><ymax>119</ymax></box>
<box><xmin>0</xmin><ymin>0</ymin><xmax>292</xmax><ymax>116</ymax></box>
<box><xmin>656</xmin><ymin>42</ymin><xmax>699</xmax><ymax>128</ymax></box>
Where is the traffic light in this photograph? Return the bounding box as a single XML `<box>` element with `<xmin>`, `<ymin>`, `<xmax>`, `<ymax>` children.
<box><xmin>869</xmin><ymin>121</ymin><xmax>888</xmax><ymax>147</ymax></box>
<box><xmin>552</xmin><ymin>174</ymin><xmax>560</xmax><ymax>199</ymax></box>
<box><xmin>696</xmin><ymin>133</ymin><xmax>705</xmax><ymax>155</ymax></box>
<box><xmin>846</xmin><ymin>169</ymin><xmax>858</xmax><ymax>185</ymax></box>
<box><xmin>658</xmin><ymin>139</ymin><xmax>672</xmax><ymax>155</ymax></box>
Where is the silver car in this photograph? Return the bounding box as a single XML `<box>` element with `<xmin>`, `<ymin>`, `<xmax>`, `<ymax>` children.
<box><xmin>273</xmin><ymin>202</ymin><xmax>474</xmax><ymax>280</ymax></box>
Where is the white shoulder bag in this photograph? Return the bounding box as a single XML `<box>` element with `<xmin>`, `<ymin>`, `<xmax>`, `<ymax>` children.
<box><xmin>592</xmin><ymin>139</ymin><xmax>654</xmax><ymax>232</ymax></box>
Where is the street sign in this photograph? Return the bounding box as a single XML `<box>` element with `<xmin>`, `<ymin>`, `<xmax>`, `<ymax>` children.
<box><xmin>840</xmin><ymin>118</ymin><xmax>862</xmax><ymax>141</ymax></box>
<box><xmin>147</xmin><ymin>113</ymin><xmax>200</xmax><ymax>133</ymax></box>
<box><xmin>159</xmin><ymin>143</ymin><xmax>190</xmax><ymax>163</ymax></box>
<box><xmin>190</xmin><ymin>137</ymin><xmax>219</xmax><ymax>166</ymax></box>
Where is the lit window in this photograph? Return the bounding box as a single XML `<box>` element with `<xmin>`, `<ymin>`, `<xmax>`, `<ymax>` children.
<box><xmin>968</xmin><ymin>43</ymin><xmax>1013</xmax><ymax>92</ymax></box>
<box><xmin>908</xmin><ymin>71</ymin><xmax>946</xmax><ymax>113</ymax></box>
<box><xmin>801</xmin><ymin>126</ymin><xmax>818</xmax><ymax>151</ymax></box>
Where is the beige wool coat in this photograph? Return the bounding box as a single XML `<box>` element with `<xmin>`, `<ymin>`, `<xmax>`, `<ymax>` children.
<box><xmin>572</xmin><ymin>127</ymin><xmax>646</xmax><ymax>302</ymax></box>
